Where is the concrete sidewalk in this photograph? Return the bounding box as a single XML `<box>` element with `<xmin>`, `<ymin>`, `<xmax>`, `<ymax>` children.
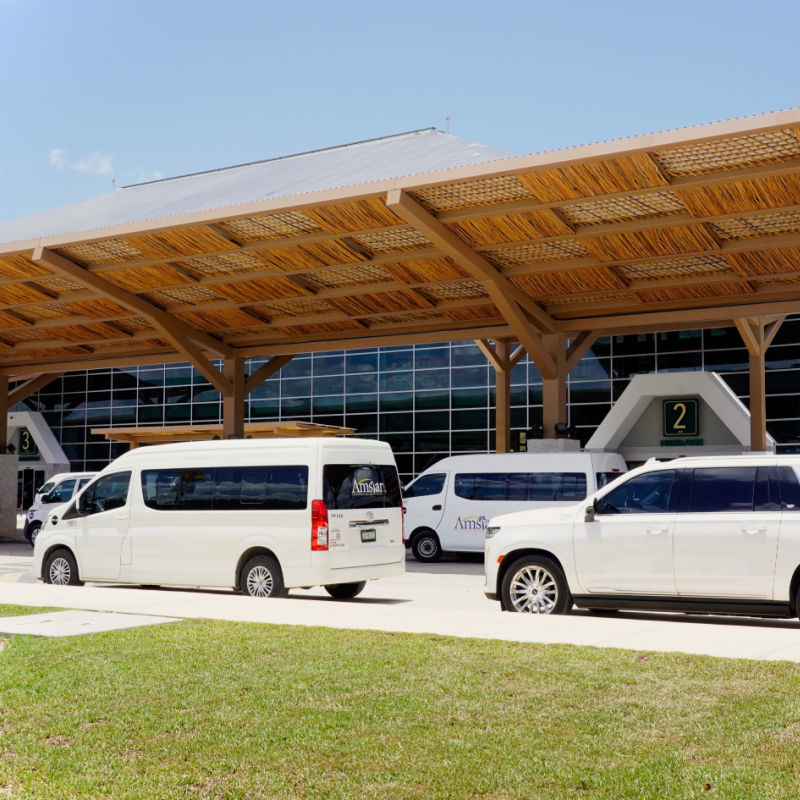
<box><xmin>3</xmin><ymin>572</ymin><xmax>800</xmax><ymax>662</ymax></box>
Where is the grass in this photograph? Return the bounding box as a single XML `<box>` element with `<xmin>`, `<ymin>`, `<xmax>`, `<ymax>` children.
<box><xmin>1</xmin><ymin>607</ymin><xmax>800</xmax><ymax>799</ymax></box>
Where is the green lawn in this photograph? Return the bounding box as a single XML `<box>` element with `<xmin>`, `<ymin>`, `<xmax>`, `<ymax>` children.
<box><xmin>1</xmin><ymin>606</ymin><xmax>799</xmax><ymax>799</ymax></box>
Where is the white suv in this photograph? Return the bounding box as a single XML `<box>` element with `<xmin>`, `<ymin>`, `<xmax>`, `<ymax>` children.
<box><xmin>484</xmin><ymin>454</ymin><xmax>800</xmax><ymax>618</ymax></box>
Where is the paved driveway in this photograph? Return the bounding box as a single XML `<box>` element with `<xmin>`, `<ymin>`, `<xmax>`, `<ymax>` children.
<box><xmin>3</xmin><ymin>542</ymin><xmax>800</xmax><ymax>662</ymax></box>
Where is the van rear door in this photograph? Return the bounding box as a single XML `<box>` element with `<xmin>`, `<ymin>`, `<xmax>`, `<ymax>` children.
<box><xmin>323</xmin><ymin>464</ymin><xmax>403</xmax><ymax>567</ymax></box>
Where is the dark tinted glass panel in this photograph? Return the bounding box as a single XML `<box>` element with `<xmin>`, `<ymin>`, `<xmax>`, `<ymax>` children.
<box><xmin>249</xmin><ymin>399</ymin><xmax>279</xmax><ymax>418</ymax></box>
<box><xmin>703</xmin><ymin>327</ymin><xmax>745</xmax><ymax>350</ymax></box>
<box><xmin>452</xmin><ymin>388</ymin><xmax>488</xmax><ymax>408</ymax></box>
<box><xmin>657</xmin><ymin>330</ymin><xmax>701</xmax><ymax>352</ymax></box>
<box><xmin>451</xmin><ymin>366</ymin><xmax>488</xmax><ymax>388</ymax></box>
<box><xmin>165</xmin><ymin>404</ymin><xmax>191</xmax><ymax>422</ymax></box>
<box><xmin>379</xmin><ymin>392</ymin><xmax>412</xmax><ymax>412</ymax></box>
<box><xmin>570</xmin><ymin>404</ymin><xmax>611</xmax><ymax>426</ymax></box>
<box><xmin>346</xmin><ymin>394</ymin><xmax>377</xmax><ymax>413</ymax></box>
<box><xmin>612</xmin><ymin>354</ymin><xmax>656</xmax><ymax>380</ymax></box>
<box><xmin>415</xmin><ymin>347</ymin><xmax>449</xmax><ymax>369</ymax></box>
<box><xmin>778</xmin><ymin>466</ymin><xmax>800</xmax><ymax>511</ymax></box>
<box><xmin>455</xmin><ymin>473</ymin><xmax>506</xmax><ymax>501</ymax></box>
<box><xmin>313</xmin><ymin>395</ymin><xmax>343</xmax><ymax>415</ymax></box>
<box><xmin>250</xmin><ymin>380</ymin><xmax>279</xmax><ymax>400</ymax></box>
<box><xmin>403</xmin><ymin>473</ymin><xmax>446</xmax><ymax>498</ymax></box>
<box><xmin>416</xmin><ymin>411</ymin><xmax>450</xmax><ymax>431</ymax></box>
<box><xmin>612</xmin><ymin>333</ymin><xmax>654</xmax><ymax>357</ymax></box>
<box><xmin>381</xmin><ymin>433</ymin><xmax>412</xmax><ymax>453</ymax></box>
<box><xmin>571</xmin><ymin>356</ymin><xmax>610</xmax><ymax>381</ymax></box>
<box><xmin>530</xmin><ymin>472</ymin><xmax>587</xmax><ymax>501</ymax></box>
<box><xmin>313</xmin><ymin>354</ymin><xmax>344</xmax><ymax>375</ymax></box>
<box><xmin>281</xmin><ymin>397</ymin><xmax>310</xmax><ymax>416</ymax></box>
<box><xmin>346</xmin><ymin>373</ymin><xmax>377</xmax><ymax>394</ymax></box>
<box><xmin>452</xmin><ymin>409</ymin><xmax>487</xmax><ymax>430</ymax></box>
<box><xmin>415</xmin><ymin>370</ymin><xmax>449</xmax><ymax>391</ymax></box>
<box><xmin>657</xmin><ymin>352</ymin><xmax>701</xmax><ymax>372</ymax></box>
<box><xmin>314</xmin><ymin>375</ymin><xmax>344</xmax><ymax>395</ymax></box>
<box><xmin>380</xmin><ymin>350</ymin><xmax>413</xmax><ymax>371</ymax></box>
<box><xmin>771</xmin><ymin>319</ymin><xmax>800</xmax><ymax>346</ymax></box>
<box><xmin>767</xmin><ymin>395</ymin><xmax>800</xmax><ymax>419</ymax></box>
<box><xmin>765</xmin><ymin>346</ymin><xmax>800</xmax><ymax>371</ymax></box>
<box><xmin>323</xmin><ymin>464</ymin><xmax>401</xmax><ymax>509</ymax></box>
<box><xmin>453</xmin><ymin>472</ymin><xmax>587</xmax><ymax>502</ymax></box>
<box><xmin>451</xmin><ymin>345</ymin><xmax>485</xmax><ymax>367</ymax></box>
<box><xmin>416</xmin><ymin>390</ymin><xmax>449</xmax><ymax>410</ymax></box>
<box><xmin>569</xmin><ymin>381</ymin><xmax>611</xmax><ymax>404</ymax></box>
<box><xmin>380</xmin><ymin>372</ymin><xmax>413</xmax><ymax>392</ymax></box>
<box><xmin>689</xmin><ymin>467</ymin><xmax>757</xmax><ymax>512</ymax></box>
<box><xmin>346</xmin><ymin>353</ymin><xmax>378</xmax><ymax>373</ymax></box>
<box><xmin>601</xmin><ymin>470</ymin><xmax>676</xmax><ymax>514</ymax></box>
<box><xmin>703</xmin><ymin>350</ymin><xmax>749</xmax><ymax>372</ymax></box>
<box><xmin>346</xmin><ymin>413</ymin><xmax>376</xmax><ymax>433</ymax></box>
<box><xmin>282</xmin><ymin>378</ymin><xmax>311</xmax><ymax>397</ymax></box>
<box><xmin>280</xmin><ymin>358</ymin><xmax>311</xmax><ymax>379</ymax></box>
<box><xmin>192</xmin><ymin>403</ymin><xmax>220</xmax><ymax>421</ymax></box>
<box><xmin>451</xmin><ymin>430</ymin><xmax>488</xmax><ymax>452</ymax></box>
<box><xmin>381</xmin><ymin>412</ymin><xmax>413</xmax><ymax>432</ymax></box>
<box><xmin>414</xmin><ymin>432</ymin><xmax>449</xmax><ymax>452</ymax></box>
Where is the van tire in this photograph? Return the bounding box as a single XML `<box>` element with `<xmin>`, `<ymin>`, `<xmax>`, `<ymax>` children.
<box><xmin>27</xmin><ymin>521</ymin><xmax>41</xmax><ymax>548</ymax></box>
<box><xmin>324</xmin><ymin>581</ymin><xmax>366</xmax><ymax>599</ymax></box>
<box><xmin>501</xmin><ymin>555</ymin><xmax>571</xmax><ymax>615</ymax></box>
<box><xmin>241</xmin><ymin>555</ymin><xmax>287</xmax><ymax>598</ymax></box>
<box><xmin>411</xmin><ymin>530</ymin><xmax>442</xmax><ymax>562</ymax></box>
<box><xmin>43</xmin><ymin>548</ymin><xmax>83</xmax><ymax>586</ymax></box>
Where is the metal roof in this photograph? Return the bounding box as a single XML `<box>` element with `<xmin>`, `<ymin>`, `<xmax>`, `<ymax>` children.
<box><xmin>1</xmin><ymin>108</ymin><xmax>800</xmax><ymax>385</ymax></box>
<box><xmin>0</xmin><ymin>129</ymin><xmax>509</xmax><ymax>246</ymax></box>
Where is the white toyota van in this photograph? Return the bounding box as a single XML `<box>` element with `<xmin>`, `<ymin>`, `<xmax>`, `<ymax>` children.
<box><xmin>403</xmin><ymin>451</ymin><xmax>626</xmax><ymax>561</ymax></box>
<box><xmin>24</xmin><ymin>472</ymin><xmax>97</xmax><ymax>546</ymax></box>
<box><xmin>33</xmin><ymin>438</ymin><xmax>404</xmax><ymax>599</ymax></box>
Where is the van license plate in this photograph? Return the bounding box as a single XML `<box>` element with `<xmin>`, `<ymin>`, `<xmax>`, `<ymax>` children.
<box><xmin>360</xmin><ymin>528</ymin><xmax>376</xmax><ymax>542</ymax></box>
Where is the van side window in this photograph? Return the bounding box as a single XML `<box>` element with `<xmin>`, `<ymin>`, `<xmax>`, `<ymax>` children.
<box><xmin>689</xmin><ymin>467</ymin><xmax>757</xmax><ymax>512</ymax></box>
<box><xmin>323</xmin><ymin>465</ymin><xmax>402</xmax><ymax>509</ymax></box>
<box><xmin>142</xmin><ymin>467</ymin><xmax>308</xmax><ymax>511</ymax></box>
<box><xmin>455</xmin><ymin>472</ymin><xmax>588</xmax><ymax>502</ymax></box>
<box><xmin>49</xmin><ymin>479</ymin><xmax>77</xmax><ymax>504</ymax></box>
<box><xmin>600</xmin><ymin>470</ymin><xmax>676</xmax><ymax>514</ymax></box>
<box><xmin>79</xmin><ymin>472</ymin><xmax>132</xmax><ymax>515</ymax></box>
<box><xmin>403</xmin><ymin>473</ymin><xmax>445</xmax><ymax>498</ymax></box>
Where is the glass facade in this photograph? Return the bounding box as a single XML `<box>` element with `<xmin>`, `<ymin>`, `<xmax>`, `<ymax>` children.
<box><xmin>19</xmin><ymin>318</ymin><xmax>800</xmax><ymax>482</ymax></box>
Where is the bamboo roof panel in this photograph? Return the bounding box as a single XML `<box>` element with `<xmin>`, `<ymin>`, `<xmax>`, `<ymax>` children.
<box><xmin>177</xmin><ymin>250</ymin><xmax>276</xmax><ymax>277</ymax></box>
<box><xmin>559</xmin><ymin>191</ymin><xmax>688</xmax><ymax>227</ymax></box>
<box><xmin>381</xmin><ymin>256</ymin><xmax>468</xmax><ymax>283</ymax></box>
<box><xmin>446</xmin><ymin>209</ymin><xmax>573</xmax><ymax>247</ymax></box>
<box><xmin>445</xmin><ymin>305</ymin><xmax>501</xmax><ymax>321</ymax></box>
<box><xmin>27</xmin><ymin>275</ymin><xmax>86</xmax><ymax>294</ymax></box>
<box><xmin>367</xmin><ymin>309</ymin><xmax>444</xmax><ymax>326</ymax></box>
<box><xmin>0</xmin><ymin>283</ymin><xmax>56</xmax><ymax>305</ymax></box>
<box><xmin>677</xmin><ymin>174</ymin><xmax>800</xmax><ymax>216</ymax></box>
<box><xmin>348</xmin><ymin>227</ymin><xmax>431</xmax><ymax>254</ymax></box>
<box><xmin>144</xmin><ymin>285</ymin><xmax>226</xmax><ymax>307</ymax></box>
<box><xmin>2</xmin><ymin>326</ymin><xmax>53</xmax><ymax>343</ymax></box>
<box><xmin>710</xmin><ymin>209</ymin><xmax>800</xmax><ymax>240</ymax></box>
<box><xmin>176</xmin><ymin>308</ymin><xmax>266</xmax><ymax>330</ymax></box>
<box><xmin>635</xmin><ymin>282</ymin><xmax>755</xmax><ymax>303</ymax></box>
<box><xmin>417</xmin><ymin>280</ymin><xmax>488</xmax><ymax>301</ymax></box>
<box><xmin>21</xmin><ymin>301</ymin><xmax>77</xmax><ymax>321</ymax></box>
<box><xmin>218</xmin><ymin>211</ymin><xmax>324</xmax><ymax>242</ymax></box>
<box><xmin>328</xmin><ymin>289</ymin><xmax>436</xmax><ymax>317</ymax></box>
<box><xmin>123</xmin><ymin>227</ymin><xmax>238</xmax><ymax>259</ymax></box>
<box><xmin>583</xmin><ymin>225</ymin><xmax>719</xmax><ymax>262</ymax></box>
<box><xmin>0</xmin><ymin>254</ymin><xmax>49</xmax><ymax>280</ymax></box>
<box><xmin>652</xmin><ymin>128</ymin><xmax>800</xmax><ymax>178</ymax></box>
<box><xmin>302</xmin><ymin>198</ymin><xmax>404</xmax><ymax>233</ymax></box>
<box><xmin>256</xmin><ymin>239</ymin><xmax>365</xmax><ymax>272</ymax></box>
<box><xmin>278</xmin><ymin>320</ymin><xmax>365</xmax><ymax>336</ymax></box>
<box><xmin>546</xmin><ymin>291</ymin><xmax>630</xmax><ymax>307</ymax></box>
<box><xmin>724</xmin><ymin>247</ymin><xmax>800</xmax><ymax>277</ymax></box>
<box><xmin>512</xmin><ymin>268</ymin><xmax>627</xmax><ymax>299</ymax></box>
<box><xmin>517</xmin><ymin>153</ymin><xmax>669</xmax><ymax>203</ymax></box>
<box><xmin>410</xmin><ymin>175</ymin><xmax>535</xmax><ymax>213</ymax></box>
<box><xmin>46</xmin><ymin>322</ymin><xmax>129</xmax><ymax>343</ymax></box>
<box><xmin>297</xmin><ymin>262</ymin><xmax>393</xmax><ymax>289</ymax></box>
<box><xmin>0</xmin><ymin>310</ymin><xmax>29</xmax><ymax>328</ymax></box>
<box><xmin>211</xmin><ymin>276</ymin><xmax>312</xmax><ymax>302</ymax></box>
<box><xmin>67</xmin><ymin>298</ymin><xmax>134</xmax><ymax>318</ymax></box>
<box><xmin>485</xmin><ymin>240</ymin><xmax>590</xmax><ymax>267</ymax></box>
<box><xmin>616</xmin><ymin>255</ymin><xmax>730</xmax><ymax>281</ymax></box>
<box><xmin>57</xmin><ymin>239</ymin><xmax>145</xmax><ymax>266</ymax></box>
<box><xmin>262</xmin><ymin>297</ymin><xmax>333</xmax><ymax>317</ymax></box>
<box><xmin>102</xmin><ymin>264</ymin><xmax>195</xmax><ymax>292</ymax></box>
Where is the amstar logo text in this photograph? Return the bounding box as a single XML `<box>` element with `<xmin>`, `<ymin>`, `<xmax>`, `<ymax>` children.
<box><xmin>352</xmin><ymin>478</ymin><xmax>385</xmax><ymax>495</ymax></box>
<box><xmin>455</xmin><ymin>515</ymin><xmax>490</xmax><ymax>530</ymax></box>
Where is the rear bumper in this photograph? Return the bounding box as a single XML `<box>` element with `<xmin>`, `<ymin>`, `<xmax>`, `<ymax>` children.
<box><xmin>283</xmin><ymin>557</ymin><xmax>405</xmax><ymax>588</ymax></box>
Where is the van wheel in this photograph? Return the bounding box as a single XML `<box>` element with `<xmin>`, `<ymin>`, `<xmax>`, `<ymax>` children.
<box><xmin>411</xmin><ymin>530</ymin><xmax>442</xmax><ymax>562</ymax></box>
<box><xmin>44</xmin><ymin>549</ymin><xmax>83</xmax><ymax>586</ymax></box>
<box><xmin>242</xmin><ymin>555</ymin><xmax>286</xmax><ymax>598</ymax></box>
<box><xmin>324</xmin><ymin>581</ymin><xmax>366</xmax><ymax>600</ymax></box>
<box><xmin>501</xmin><ymin>555</ymin><xmax>571</xmax><ymax>615</ymax></box>
<box><xmin>27</xmin><ymin>522</ymin><xmax>41</xmax><ymax>548</ymax></box>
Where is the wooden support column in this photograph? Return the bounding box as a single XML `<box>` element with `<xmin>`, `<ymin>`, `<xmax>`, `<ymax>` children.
<box><xmin>734</xmin><ymin>316</ymin><xmax>785</xmax><ymax>452</ymax></box>
<box><xmin>476</xmin><ymin>339</ymin><xmax>524</xmax><ymax>453</ymax></box>
<box><xmin>0</xmin><ymin>374</ymin><xmax>8</xmax><ymax>452</ymax></box>
<box><xmin>540</xmin><ymin>333</ymin><xmax>568</xmax><ymax>439</ymax></box>
<box><xmin>222</xmin><ymin>356</ymin><xmax>245</xmax><ymax>439</ymax></box>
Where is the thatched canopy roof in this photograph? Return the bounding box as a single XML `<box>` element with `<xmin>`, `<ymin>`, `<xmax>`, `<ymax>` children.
<box><xmin>2</xmin><ymin>112</ymin><xmax>800</xmax><ymax>380</ymax></box>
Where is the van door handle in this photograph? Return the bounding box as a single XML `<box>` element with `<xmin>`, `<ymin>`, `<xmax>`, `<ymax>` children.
<box><xmin>741</xmin><ymin>526</ymin><xmax>766</xmax><ymax>534</ymax></box>
<box><xmin>646</xmin><ymin>527</ymin><xmax>669</xmax><ymax>535</ymax></box>
<box><xmin>432</xmin><ymin>504</ymin><xmax>442</xmax><ymax>511</ymax></box>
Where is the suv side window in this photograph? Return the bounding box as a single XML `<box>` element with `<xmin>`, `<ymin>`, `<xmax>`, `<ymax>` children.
<box><xmin>599</xmin><ymin>470</ymin><xmax>676</xmax><ymax>514</ymax></box>
<box><xmin>689</xmin><ymin>467</ymin><xmax>757</xmax><ymax>512</ymax></box>
<box><xmin>778</xmin><ymin>466</ymin><xmax>800</xmax><ymax>511</ymax></box>
<box><xmin>403</xmin><ymin>473</ymin><xmax>446</xmax><ymax>498</ymax></box>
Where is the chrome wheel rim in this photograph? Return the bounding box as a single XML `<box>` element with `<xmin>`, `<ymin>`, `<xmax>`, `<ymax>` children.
<box><xmin>418</xmin><ymin>537</ymin><xmax>437</xmax><ymax>558</ymax></box>
<box><xmin>509</xmin><ymin>565</ymin><xmax>558</xmax><ymax>614</ymax></box>
<box><xmin>30</xmin><ymin>525</ymin><xmax>41</xmax><ymax>545</ymax></box>
<box><xmin>246</xmin><ymin>566</ymin><xmax>274</xmax><ymax>597</ymax></box>
<box><xmin>49</xmin><ymin>557</ymin><xmax>71</xmax><ymax>585</ymax></box>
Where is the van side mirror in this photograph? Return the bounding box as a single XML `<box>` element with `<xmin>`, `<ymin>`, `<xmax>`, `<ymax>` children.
<box><xmin>41</xmin><ymin>492</ymin><xmax>52</xmax><ymax>504</ymax></box>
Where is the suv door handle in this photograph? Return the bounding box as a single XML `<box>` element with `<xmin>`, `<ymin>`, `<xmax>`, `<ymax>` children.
<box><xmin>646</xmin><ymin>527</ymin><xmax>669</xmax><ymax>535</ymax></box>
<box><xmin>741</xmin><ymin>526</ymin><xmax>766</xmax><ymax>534</ymax></box>
<box><xmin>432</xmin><ymin>504</ymin><xmax>442</xmax><ymax>511</ymax></box>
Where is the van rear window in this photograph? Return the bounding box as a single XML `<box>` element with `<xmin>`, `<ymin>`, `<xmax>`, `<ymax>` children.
<box><xmin>454</xmin><ymin>472</ymin><xmax>587</xmax><ymax>501</ymax></box>
<box><xmin>141</xmin><ymin>466</ymin><xmax>308</xmax><ymax>511</ymax></box>
<box><xmin>323</xmin><ymin>464</ymin><xmax>402</xmax><ymax>509</ymax></box>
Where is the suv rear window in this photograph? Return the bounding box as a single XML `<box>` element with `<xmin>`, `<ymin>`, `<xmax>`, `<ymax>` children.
<box><xmin>323</xmin><ymin>464</ymin><xmax>402</xmax><ymax>509</ymax></box>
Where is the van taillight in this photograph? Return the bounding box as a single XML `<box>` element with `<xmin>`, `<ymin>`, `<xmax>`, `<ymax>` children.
<box><xmin>311</xmin><ymin>500</ymin><xmax>329</xmax><ymax>551</ymax></box>
<box><xmin>401</xmin><ymin>505</ymin><xmax>405</xmax><ymax>544</ymax></box>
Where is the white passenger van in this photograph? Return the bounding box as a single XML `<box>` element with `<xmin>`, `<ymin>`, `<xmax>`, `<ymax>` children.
<box><xmin>33</xmin><ymin>438</ymin><xmax>405</xmax><ymax>599</ymax></box>
<box><xmin>24</xmin><ymin>472</ymin><xmax>97</xmax><ymax>546</ymax></box>
<box><xmin>403</xmin><ymin>451</ymin><xmax>626</xmax><ymax>561</ymax></box>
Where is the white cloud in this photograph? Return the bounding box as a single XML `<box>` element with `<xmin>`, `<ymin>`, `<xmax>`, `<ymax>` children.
<box><xmin>126</xmin><ymin>167</ymin><xmax>164</xmax><ymax>183</ymax></box>
<box><xmin>49</xmin><ymin>147</ymin><xmax>68</xmax><ymax>169</ymax></box>
<box><xmin>48</xmin><ymin>147</ymin><xmax>113</xmax><ymax>175</ymax></box>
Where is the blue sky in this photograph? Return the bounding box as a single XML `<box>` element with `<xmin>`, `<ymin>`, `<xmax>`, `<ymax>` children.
<box><xmin>2</xmin><ymin>0</ymin><xmax>799</xmax><ymax>223</ymax></box>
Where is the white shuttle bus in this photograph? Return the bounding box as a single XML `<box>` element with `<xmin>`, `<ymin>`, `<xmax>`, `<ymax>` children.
<box><xmin>403</xmin><ymin>451</ymin><xmax>627</xmax><ymax>561</ymax></box>
<box><xmin>33</xmin><ymin>438</ymin><xmax>405</xmax><ymax>599</ymax></box>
